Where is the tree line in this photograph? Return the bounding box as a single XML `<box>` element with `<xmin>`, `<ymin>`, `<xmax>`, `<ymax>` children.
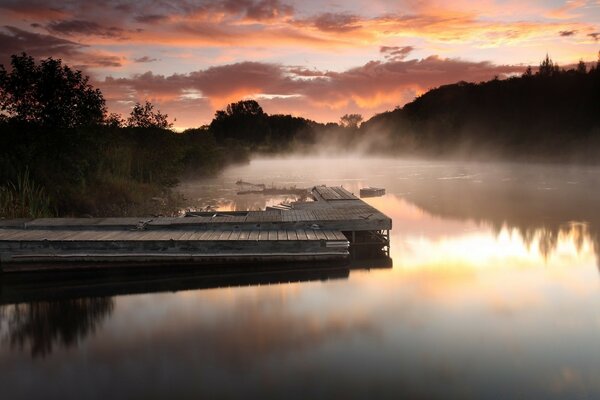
<box><xmin>0</xmin><ymin>53</ymin><xmax>246</xmax><ymax>217</ymax></box>
<box><xmin>361</xmin><ymin>53</ymin><xmax>600</xmax><ymax>161</ymax></box>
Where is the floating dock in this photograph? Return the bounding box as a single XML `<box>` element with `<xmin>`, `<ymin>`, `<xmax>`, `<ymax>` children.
<box><xmin>0</xmin><ymin>186</ymin><xmax>391</xmax><ymax>273</ymax></box>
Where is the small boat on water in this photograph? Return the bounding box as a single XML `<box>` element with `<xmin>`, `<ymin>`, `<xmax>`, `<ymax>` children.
<box><xmin>360</xmin><ymin>187</ymin><xmax>385</xmax><ymax>198</ymax></box>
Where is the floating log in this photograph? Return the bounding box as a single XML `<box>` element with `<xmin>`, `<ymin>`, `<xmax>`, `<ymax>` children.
<box><xmin>360</xmin><ymin>187</ymin><xmax>386</xmax><ymax>198</ymax></box>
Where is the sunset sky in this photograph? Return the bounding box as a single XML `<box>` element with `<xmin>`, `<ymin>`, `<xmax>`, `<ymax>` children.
<box><xmin>1</xmin><ymin>0</ymin><xmax>599</xmax><ymax>129</ymax></box>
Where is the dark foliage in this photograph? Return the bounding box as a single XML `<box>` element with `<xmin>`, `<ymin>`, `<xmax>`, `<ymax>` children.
<box><xmin>0</xmin><ymin>53</ymin><xmax>106</xmax><ymax>128</ymax></box>
<box><xmin>208</xmin><ymin>99</ymin><xmax>350</xmax><ymax>151</ymax></box>
<box><xmin>126</xmin><ymin>101</ymin><xmax>173</xmax><ymax>129</ymax></box>
<box><xmin>0</xmin><ymin>53</ymin><xmax>245</xmax><ymax>217</ymax></box>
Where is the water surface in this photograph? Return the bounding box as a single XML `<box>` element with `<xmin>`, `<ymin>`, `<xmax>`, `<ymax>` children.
<box><xmin>2</xmin><ymin>157</ymin><xmax>600</xmax><ymax>399</ymax></box>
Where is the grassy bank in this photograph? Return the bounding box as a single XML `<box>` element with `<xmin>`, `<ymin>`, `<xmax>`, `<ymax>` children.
<box><xmin>0</xmin><ymin>123</ymin><xmax>249</xmax><ymax>218</ymax></box>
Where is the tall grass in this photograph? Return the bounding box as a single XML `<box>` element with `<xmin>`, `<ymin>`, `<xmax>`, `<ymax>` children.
<box><xmin>0</xmin><ymin>169</ymin><xmax>54</xmax><ymax>218</ymax></box>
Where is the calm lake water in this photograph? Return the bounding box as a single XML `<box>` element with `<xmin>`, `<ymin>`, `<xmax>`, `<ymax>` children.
<box><xmin>2</xmin><ymin>157</ymin><xmax>600</xmax><ymax>399</ymax></box>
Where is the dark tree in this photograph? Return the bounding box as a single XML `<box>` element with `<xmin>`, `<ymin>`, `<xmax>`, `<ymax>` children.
<box><xmin>210</xmin><ymin>100</ymin><xmax>269</xmax><ymax>144</ymax></box>
<box><xmin>0</xmin><ymin>53</ymin><xmax>106</xmax><ymax>128</ymax></box>
<box><xmin>538</xmin><ymin>54</ymin><xmax>559</xmax><ymax>77</ymax></box>
<box><xmin>340</xmin><ymin>113</ymin><xmax>363</xmax><ymax>128</ymax></box>
<box><xmin>126</xmin><ymin>101</ymin><xmax>172</xmax><ymax>129</ymax></box>
<box><xmin>104</xmin><ymin>112</ymin><xmax>124</xmax><ymax>128</ymax></box>
<box><xmin>224</xmin><ymin>99</ymin><xmax>264</xmax><ymax>117</ymax></box>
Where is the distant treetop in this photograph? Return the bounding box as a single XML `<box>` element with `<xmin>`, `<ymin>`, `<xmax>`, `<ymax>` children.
<box><xmin>126</xmin><ymin>101</ymin><xmax>173</xmax><ymax>129</ymax></box>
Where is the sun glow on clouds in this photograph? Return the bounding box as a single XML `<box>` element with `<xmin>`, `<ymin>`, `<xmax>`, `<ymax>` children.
<box><xmin>0</xmin><ymin>0</ymin><xmax>599</xmax><ymax>126</ymax></box>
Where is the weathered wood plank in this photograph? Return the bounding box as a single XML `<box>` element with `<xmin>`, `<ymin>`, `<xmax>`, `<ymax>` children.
<box><xmin>305</xmin><ymin>230</ymin><xmax>318</xmax><ymax>240</ymax></box>
<box><xmin>296</xmin><ymin>229</ymin><xmax>308</xmax><ymax>240</ymax></box>
<box><xmin>277</xmin><ymin>230</ymin><xmax>287</xmax><ymax>241</ymax></box>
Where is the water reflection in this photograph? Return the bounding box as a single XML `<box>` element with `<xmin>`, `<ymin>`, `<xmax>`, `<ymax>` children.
<box><xmin>0</xmin><ymin>297</ymin><xmax>114</xmax><ymax>358</ymax></box>
<box><xmin>367</xmin><ymin>194</ymin><xmax>599</xmax><ymax>269</ymax></box>
<box><xmin>0</xmin><ymin>260</ymin><xmax>391</xmax><ymax>359</ymax></box>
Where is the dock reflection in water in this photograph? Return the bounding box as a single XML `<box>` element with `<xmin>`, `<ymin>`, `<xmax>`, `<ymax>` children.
<box><xmin>2</xmin><ymin>158</ymin><xmax>600</xmax><ymax>399</ymax></box>
<box><xmin>0</xmin><ymin>256</ymin><xmax>392</xmax><ymax>359</ymax></box>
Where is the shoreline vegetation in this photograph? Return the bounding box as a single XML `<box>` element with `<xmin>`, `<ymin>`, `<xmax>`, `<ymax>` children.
<box><xmin>1</xmin><ymin>52</ymin><xmax>599</xmax><ymax>218</ymax></box>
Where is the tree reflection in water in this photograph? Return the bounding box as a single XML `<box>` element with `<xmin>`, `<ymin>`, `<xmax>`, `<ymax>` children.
<box><xmin>0</xmin><ymin>297</ymin><xmax>114</xmax><ymax>358</ymax></box>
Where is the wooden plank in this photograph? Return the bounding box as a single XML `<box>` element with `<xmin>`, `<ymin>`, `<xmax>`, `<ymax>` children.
<box><xmin>218</xmin><ymin>230</ymin><xmax>233</xmax><ymax>240</ymax></box>
<box><xmin>248</xmin><ymin>230</ymin><xmax>260</xmax><ymax>240</ymax></box>
<box><xmin>258</xmin><ymin>230</ymin><xmax>268</xmax><ymax>241</ymax></box>
<box><xmin>277</xmin><ymin>230</ymin><xmax>287</xmax><ymax>241</ymax></box>
<box><xmin>334</xmin><ymin>231</ymin><xmax>348</xmax><ymax>241</ymax></box>
<box><xmin>268</xmin><ymin>230</ymin><xmax>278</xmax><ymax>241</ymax></box>
<box><xmin>239</xmin><ymin>230</ymin><xmax>250</xmax><ymax>240</ymax></box>
<box><xmin>296</xmin><ymin>229</ymin><xmax>308</xmax><ymax>240</ymax></box>
<box><xmin>208</xmin><ymin>230</ymin><xmax>223</xmax><ymax>240</ymax></box>
<box><xmin>287</xmin><ymin>229</ymin><xmax>298</xmax><ymax>240</ymax></box>
<box><xmin>315</xmin><ymin>230</ymin><xmax>327</xmax><ymax>240</ymax></box>
<box><xmin>305</xmin><ymin>230</ymin><xmax>318</xmax><ymax>241</ymax></box>
<box><xmin>179</xmin><ymin>231</ymin><xmax>198</xmax><ymax>241</ymax></box>
<box><xmin>0</xmin><ymin>230</ymin><xmax>33</xmax><ymax>240</ymax></box>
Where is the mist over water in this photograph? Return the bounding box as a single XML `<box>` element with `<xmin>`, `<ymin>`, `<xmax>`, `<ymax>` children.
<box><xmin>2</xmin><ymin>156</ymin><xmax>600</xmax><ymax>399</ymax></box>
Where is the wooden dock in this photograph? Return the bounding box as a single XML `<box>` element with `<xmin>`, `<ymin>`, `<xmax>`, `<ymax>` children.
<box><xmin>0</xmin><ymin>186</ymin><xmax>391</xmax><ymax>272</ymax></box>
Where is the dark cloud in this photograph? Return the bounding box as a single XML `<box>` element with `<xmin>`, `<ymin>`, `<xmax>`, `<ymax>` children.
<box><xmin>312</xmin><ymin>13</ymin><xmax>361</xmax><ymax>32</ymax></box>
<box><xmin>74</xmin><ymin>54</ymin><xmax>122</xmax><ymax>68</ymax></box>
<box><xmin>589</xmin><ymin>32</ymin><xmax>599</xmax><ymax>41</ymax></box>
<box><xmin>0</xmin><ymin>25</ymin><xmax>83</xmax><ymax>59</ymax></box>
<box><xmin>559</xmin><ymin>30</ymin><xmax>576</xmax><ymax>36</ymax></box>
<box><xmin>222</xmin><ymin>0</ymin><xmax>294</xmax><ymax>20</ymax></box>
<box><xmin>189</xmin><ymin>62</ymin><xmax>291</xmax><ymax>97</ymax></box>
<box><xmin>286</xmin><ymin>66</ymin><xmax>326</xmax><ymax>77</ymax></box>
<box><xmin>47</xmin><ymin>19</ymin><xmax>127</xmax><ymax>38</ymax></box>
<box><xmin>0</xmin><ymin>1</ymin><xmax>66</xmax><ymax>18</ymax></box>
<box><xmin>380</xmin><ymin>46</ymin><xmax>415</xmax><ymax>61</ymax></box>
<box><xmin>0</xmin><ymin>26</ymin><xmax>122</xmax><ymax>69</ymax></box>
<box><xmin>114</xmin><ymin>3</ymin><xmax>133</xmax><ymax>13</ymax></box>
<box><xmin>134</xmin><ymin>14</ymin><xmax>169</xmax><ymax>24</ymax></box>
<box><xmin>134</xmin><ymin>56</ymin><xmax>158</xmax><ymax>63</ymax></box>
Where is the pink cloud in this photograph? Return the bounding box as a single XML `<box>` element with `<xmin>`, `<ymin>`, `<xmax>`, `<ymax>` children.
<box><xmin>99</xmin><ymin>56</ymin><xmax>525</xmax><ymax>128</ymax></box>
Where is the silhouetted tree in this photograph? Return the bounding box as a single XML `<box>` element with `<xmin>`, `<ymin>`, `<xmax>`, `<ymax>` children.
<box><xmin>224</xmin><ymin>99</ymin><xmax>264</xmax><ymax>117</ymax></box>
<box><xmin>523</xmin><ymin>66</ymin><xmax>533</xmax><ymax>77</ymax></box>
<box><xmin>538</xmin><ymin>54</ymin><xmax>560</xmax><ymax>77</ymax></box>
<box><xmin>0</xmin><ymin>53</ymin><xmax>106</xmax><ymax>128</ymax></box>
<box><xmin>576</xmin><ymin>60</ymin><xmax>587</xmax><ymax>74</ymax></box>
<box><xmin>126</xmin><ymin>101</ymin><xmax>172</xmax><ymax>129</ymax></box>
<box><xmin>104</xmin><ymin>112</ymin><xmax>124</xmax><ymax>128</ymax></box>
<box><xmin>340</xmin><ymin>113</ymin><xmax>363</xmax><ymax>128</ymax></box>
<box><xmin>210</xmin><ymin>100</ymin><xmax>269</xmax><ymax>144</ymax></box>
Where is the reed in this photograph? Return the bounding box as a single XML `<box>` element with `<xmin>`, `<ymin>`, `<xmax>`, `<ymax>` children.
<box><xmin>0</xmin><ymin>169</ymin><xmax>55</xmax><ymax>218</ymax></box>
